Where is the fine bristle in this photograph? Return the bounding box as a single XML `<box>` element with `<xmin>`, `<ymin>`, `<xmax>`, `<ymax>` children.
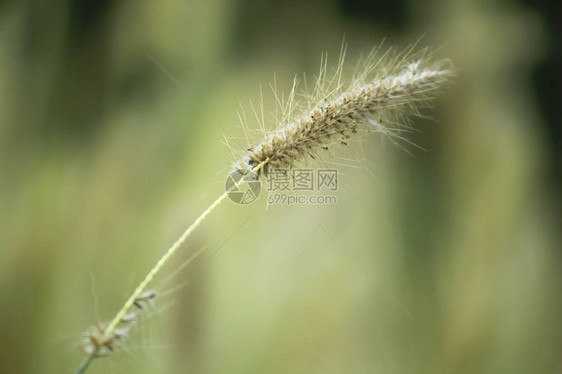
<box><xmin>233</xmin><ymin>47</ymin><xmax>454</xmax><ymax>176</ymax></box>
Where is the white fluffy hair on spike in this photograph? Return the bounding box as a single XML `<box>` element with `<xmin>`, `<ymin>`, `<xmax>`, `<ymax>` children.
<box><xmin>232</xmin><ymin>43</ymin><xmax>454</xmax><ymax>177</ymax></box>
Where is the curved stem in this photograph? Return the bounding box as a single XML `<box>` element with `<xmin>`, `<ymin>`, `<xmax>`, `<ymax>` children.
<box><xmin>75</xmin><ymin>350</ymin><xmax>97</xmax><ymax>374</ymax></box>
<box><xmin>103</xmin><ymin>187</ymin><xmax>232</xmax><ymax>338</ymax></box>
<box><xmin>76</xmin><ymin>159</ymin><xmax>268</xmax><ymax>374</ymax></box>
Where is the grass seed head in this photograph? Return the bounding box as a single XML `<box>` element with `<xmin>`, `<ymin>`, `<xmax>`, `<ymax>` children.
<box><xmin>233</xmin><ymin>46</ymin><xmax>454</xmax><ymax>177</ymax></box>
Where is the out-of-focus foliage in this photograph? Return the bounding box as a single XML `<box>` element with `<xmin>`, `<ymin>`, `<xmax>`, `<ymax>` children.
<box><xmin>0</xmin><ymin>0</ymin><xmax>559</xmax><ymax>373</ymax></box>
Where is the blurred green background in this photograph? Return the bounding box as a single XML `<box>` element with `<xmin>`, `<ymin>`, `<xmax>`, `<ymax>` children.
<box><xmin>1</xmin><ymin>0</ymin><xmax>560</xmax><ymax>373</ymax></box>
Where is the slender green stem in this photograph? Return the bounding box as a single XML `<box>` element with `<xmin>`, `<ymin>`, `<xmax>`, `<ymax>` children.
<box><xmin>75</xmin><ymin>350</ymin><xmax>97</xmax><ymax>374</ymax></box>
<box><xmin>103</xmin><ymin>188</ymin><xmax>232</xmax><ymax>338</ymax></box>
<box><xmin>75</xmin><ymin>159</ymin><xmax>268</xmax><ymax>374</ymax></box>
